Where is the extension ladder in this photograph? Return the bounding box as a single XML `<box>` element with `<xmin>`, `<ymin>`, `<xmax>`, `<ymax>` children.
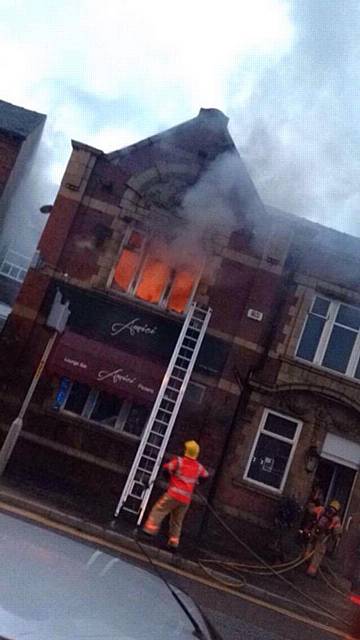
<box><xmin>113</xmin><ymin>302</ymin><xmax>212</xmax><ymax>525</ymax></box>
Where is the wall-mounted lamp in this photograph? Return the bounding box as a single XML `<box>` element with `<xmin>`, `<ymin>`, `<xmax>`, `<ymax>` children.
<box><xmin>40</xmin><ymin>204</ymin><xmax>53</xmax><ymax>214</ymax></box>
<box><xmin>305</xmin><ymin>445</ymin><xmax>320</xmax><ymax>473</ymax></box>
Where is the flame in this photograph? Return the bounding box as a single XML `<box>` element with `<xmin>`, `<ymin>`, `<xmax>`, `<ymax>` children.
<box><xmin>113</xmin><ymin>232</ymin><xmax>198</xmax><ymax>312</ymax></box>
<box><xmin>114</xmin><ymin>249</ymin><xmax>138</xmax><ymax>290</ymax></box>
<box><xmin>113</xmin><ymin>231</ymin><xmax>144</xmax><ymax>290</ymax></box>
<box><xmin>136</xmin><ymin>258</ymin><xmax>170</xmax><ymax>303</ymax></box>
<box><xmin>167</xmin><ymin>270</ymin><xmax>195</xmax><ymax>313</ymax></box>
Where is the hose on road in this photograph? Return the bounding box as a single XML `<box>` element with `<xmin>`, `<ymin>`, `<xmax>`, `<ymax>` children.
<box><xmin>196</xmin><ymin>493</ymin><xmax>350</xmax><ymax>627</ymax></box>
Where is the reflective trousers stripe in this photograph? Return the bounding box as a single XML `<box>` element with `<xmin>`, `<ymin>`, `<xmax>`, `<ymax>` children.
<box><xmin>143</xmin><ymin>517</ymin><xmax>159</xmax><ymax>534</ymax></box>
<box><xmin>168</xmin><ymin>536</ymin><xmax>179</xmax><ymax>547</ymax></box>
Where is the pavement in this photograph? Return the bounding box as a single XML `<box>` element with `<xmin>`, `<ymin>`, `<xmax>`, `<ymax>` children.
<box><xmin>0</xmin><ymin>465</ymin><xmax>356</xmax><ymax>634</ymax></box>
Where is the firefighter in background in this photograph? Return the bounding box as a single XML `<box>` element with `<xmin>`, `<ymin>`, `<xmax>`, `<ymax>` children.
<box><xmin>299</xmin><ymin>481</ymin><xmax>325</xmax><ymax>533</ymax></box>
<box><xmin>304</xmin><ymin>500</ymin><xmax>342</xmax><ymax>577</ymax></box>
<box><xmin>143</xmin><ymin>440</ymin><xmax>208</xmax><ymax>549</ymax></box>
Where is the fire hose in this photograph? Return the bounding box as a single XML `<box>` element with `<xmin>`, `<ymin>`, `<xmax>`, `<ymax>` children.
<box><xmin>195</xmin><ymin>493</ymin><xmax>349</xmax><ymax>625</ymax></box>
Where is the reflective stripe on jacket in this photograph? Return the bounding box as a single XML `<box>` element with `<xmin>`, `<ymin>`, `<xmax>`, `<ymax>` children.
<box><xmin>164</xmin><ymin>456</ymin><xmax>208</xmax><ymax>504</ymax></box>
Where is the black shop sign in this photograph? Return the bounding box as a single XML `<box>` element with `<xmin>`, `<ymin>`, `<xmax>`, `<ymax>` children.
<box><xmin>43</xmin><ymin>282</ymin><xmax>229</xmax><ymax>377</ymax></box>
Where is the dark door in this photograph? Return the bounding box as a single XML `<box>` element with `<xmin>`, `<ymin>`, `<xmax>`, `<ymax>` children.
<box><xmin>314</xmin><ymin>458</ymin><xmax>356</xmax><ymax>517</ymax></box>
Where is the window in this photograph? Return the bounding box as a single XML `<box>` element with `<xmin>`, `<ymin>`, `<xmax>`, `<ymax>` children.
<box><xmin>111</xmin><ymin>230</ymin><xmax>200</xmax><ymax>313</ymax></box>
<box><xmin>60</xmin><ymin>379</ymin><xmax>149</xmax><ymax>437</ymax></box>
<box><xmin>244</xmin><ymin>410</ymin><xmax>302</xmax><ymax>492</ymax></box>
<box><xmin>296</xmin><ymin>295</ymin><xmax>360</xmax><ymax>379</ymax></box>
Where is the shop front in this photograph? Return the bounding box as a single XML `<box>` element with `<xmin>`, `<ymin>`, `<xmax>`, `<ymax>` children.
<box><xmin>44</xmin><ymin>282</ymin><xmax>230</xmax><ymax>441</ymax></box>
<box><xmin>47</xmin><ymin>330</ymin><xmax>166</xmax><ymax>438</ymax></box>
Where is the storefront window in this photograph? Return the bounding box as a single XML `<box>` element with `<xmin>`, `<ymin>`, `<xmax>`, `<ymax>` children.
<box><xmin>60</xmin><ymin>378</ymin><xmax>149</xmax><ymax>438</ymax></box>
<box><xmin>90</xmin><ymin>391</ymin><xmax>123</xmax><ymax>427</ymax></box>
<box><xmin>244</xmin><ymin>409</ymin><xmax>302</xmax><ymax>492</ymax></box>
<box><xmin>64</xmin><ymin>381</ymin><xmax>91</xmax><ymax>415</ymax></box>
<box><xmin>123</xmin><ymin>404</ymin><xmax>149</xmax><ymax>437</ymax></box>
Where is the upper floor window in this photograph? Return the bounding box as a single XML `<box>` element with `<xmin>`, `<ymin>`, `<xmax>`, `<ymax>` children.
<box><xmin>110</xmin><ymin>230</ymin><xmax>199</xmax><ymax>314</ymax></box>
<box><xmin>296</xmin><ymin>296</ymin><xmax>360</xmax><ymax>379</ymax></box>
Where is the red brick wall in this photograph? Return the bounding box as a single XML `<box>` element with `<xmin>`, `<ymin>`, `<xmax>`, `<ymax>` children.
<box><xmin>39</xmin><ymin>194</ymin><xmax>81</xmax><ymax>266</ymax></box>
<box><xmin>58</xmin><ymin>205</ymin><xmax>113</xmax><ymax>281</ymax></box>
<box><xmin>210</xmin><ymin>260</ymin><xmax>256</xmax><ymax>334</ymax></box>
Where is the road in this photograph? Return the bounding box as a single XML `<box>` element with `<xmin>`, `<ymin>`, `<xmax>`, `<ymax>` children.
<box><xmin>0</xmin><ymin>507</ymin><xmax>356</xmax><ymax>640</ymax></box>
<box><xmin>139</xmin><ymin>548</ymin><xmax>352</xmax><ymax>640</ymax></box>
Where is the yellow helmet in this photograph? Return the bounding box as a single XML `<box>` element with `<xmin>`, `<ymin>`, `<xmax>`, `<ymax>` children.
<box><xmin>329</xmin><ymin>500</ymin><xmax>341</xmax><ymax>512</ymax></box>
<box><xmin>184</xmin><ymin>440</ymin><xmax>200</xmax><ymax>459</ymax></box>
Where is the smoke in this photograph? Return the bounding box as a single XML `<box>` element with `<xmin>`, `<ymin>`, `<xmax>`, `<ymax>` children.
<box><xmin>179</xmin><ymin>151</ymin><xmax>242</xmax><ymax>232</ymax></box>
<box><xmin>1</xmin><ymin>125</ymin><xmax>59</xmax><ymax>258</ymax></box>
<box><xmin>229</xmin><ymin>0</ymin><xmax>360</xmax><ymax>237</ymax></box>
<box><xmin>136</xmin><ymin>150</ymin><xmax>253</xmax><ymax>280</ymax></box>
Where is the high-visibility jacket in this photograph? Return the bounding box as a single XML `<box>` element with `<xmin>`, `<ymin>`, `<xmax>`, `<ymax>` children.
<box><xmin>164</xmin><ymin>456</ymin><xmax>208</xmax><ymax>504</ymax></box>
<box><xmin>311</xmin><ymin>505</ymin><xmax>342</xmax><ymax>535</ymax></box>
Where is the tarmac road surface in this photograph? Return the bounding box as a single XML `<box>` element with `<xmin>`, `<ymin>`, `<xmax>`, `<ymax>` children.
<box><xmin>0</xmin><ymin>508</ymin><xmax>356</xmax><ymax>640</ymax></box>
<box><xmin>154</xmin><ymin>558</ymin><xmax>354</xmax><ymax>640</ymax></box>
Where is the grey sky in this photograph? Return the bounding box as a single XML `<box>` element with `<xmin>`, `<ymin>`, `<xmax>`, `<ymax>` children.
<box><xmin>1</xmin><ymin>0</ymin><xmax>359</xmax><ymax>254</ymax></box>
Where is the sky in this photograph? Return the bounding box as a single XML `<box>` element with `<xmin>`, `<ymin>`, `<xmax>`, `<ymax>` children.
<box><xmin>1</xmin><ymin>0</ymin><xmax>360</xmax><ymax>255</ymax></box>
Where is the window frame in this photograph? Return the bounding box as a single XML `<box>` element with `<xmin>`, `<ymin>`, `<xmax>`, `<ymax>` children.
<box><xmin>59</xmin><ymin>381</ymin><xmax>148</xmax><ymax>438</ymax></box>
<box><xmin>107</xmin><ymin>226</ymin><xmax>202</xmax><ymax>314</ymax></box>
<box><xmin>243</xmin><ymin>409</ymin><xmax>302</xmax><ymax>494</ymax></box>
<box><xmin>295</xmin><ymin>295</ymin><xmax>360</xmax><ymax>379</ymax></box>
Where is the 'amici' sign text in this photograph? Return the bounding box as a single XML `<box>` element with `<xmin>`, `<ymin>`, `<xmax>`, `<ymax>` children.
<box><xmin>110</xmin><ymin>318</ymin><xmax>157</xmax><ymax>338</ymax></box>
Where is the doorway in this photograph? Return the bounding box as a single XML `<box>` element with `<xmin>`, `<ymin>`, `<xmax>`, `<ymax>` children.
<box><xmin>313</xmin><ymin>458</ymin><xmax>356</xmax><ymax>518</ymax></box>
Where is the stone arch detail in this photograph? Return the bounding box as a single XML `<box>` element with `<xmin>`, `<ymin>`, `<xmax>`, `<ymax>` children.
<box><xmin>119</xmin><ymin>161</ymin><xmax>201</xmax><ymax>219</ymax></box>
<box><xmin>272</xmin><ymin>383</ymin><xmax>360</xmax><ymax>417</ymax></box>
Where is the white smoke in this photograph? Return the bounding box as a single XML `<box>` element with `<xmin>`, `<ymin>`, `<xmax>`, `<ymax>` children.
<box><xmin>229</xmin><ymin>0</ymin><xmax>360</xmax><ymax>237</ymax></box>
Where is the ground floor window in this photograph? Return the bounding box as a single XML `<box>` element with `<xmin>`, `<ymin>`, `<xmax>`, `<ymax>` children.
<box><xmin>244</xmin><ymin>409</ymin><xmax>302</xmax><ymax>492</ymax></box>
<box><xmin>55</xmin><ymin>378</ymin><xmax>149</xmax><ymax>437</ymax></box>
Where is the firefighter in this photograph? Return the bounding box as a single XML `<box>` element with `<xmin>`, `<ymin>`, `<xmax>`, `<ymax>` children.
<box><xmin>305</xmin><ymin>499</ymin><xmax>342</xmax><ymax>577</ymax></box>
<box><xmin>142</xmin><ymin>440</ymin><xmax>208</xmax><ymax>549</ymax></box>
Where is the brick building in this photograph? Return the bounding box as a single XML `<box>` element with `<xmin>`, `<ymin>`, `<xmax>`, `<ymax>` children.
<box><xmin>1</xmin><ymin>108</ymin><xmax>360</xmax><ymax>559</ymax></box>
<box><xmin>0</xmin><ymin>99</ymin><xmax>46</xmax><ymax>326</ymax></box>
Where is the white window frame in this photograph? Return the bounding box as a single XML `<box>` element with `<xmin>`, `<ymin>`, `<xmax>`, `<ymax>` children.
<box><xmin>107</xmin><ymin>226</ymin><xmax>202</xmax><ymax>314</ymax></box>
<box><xmin>296</xmin><ymin>295</ymin><xmax>360</xmax><ymax>379</ymax></box>
<box><xmin>243</xmin><ymin>409</ymin><xmax>303</xmax><ymax>494</ymax></box>
<box><xmin>59</xmin><ymin>381</ymin><xmax>147</xmax><ymax>437</ymax></box>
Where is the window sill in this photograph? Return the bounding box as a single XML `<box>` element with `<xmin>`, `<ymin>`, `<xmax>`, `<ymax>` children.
<box><xmin>101</xmin><ymin>285</ymin><xmax>189</xmax><ymax>319</ymax></box>
<box><xmin>232</xmin><ymin>476</ymin><xmax>282</xmax><ymax>501</ymax></box>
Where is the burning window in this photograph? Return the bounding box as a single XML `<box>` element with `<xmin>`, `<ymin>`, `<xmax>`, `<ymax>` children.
<box><xmin>112</xmin><ymin>230</ymin><xmax>199</xmax><ymax>313</ymax></box>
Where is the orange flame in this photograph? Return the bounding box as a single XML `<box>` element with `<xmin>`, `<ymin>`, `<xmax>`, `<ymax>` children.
<box><xmin>114</xmin><ymin>248</ymin><xmax>139</xmax><ymax>290</ymax></box>
<box><xmin>167</xmin><ymin>270</ymin><xmax>195</xmax><ymax>313</ymax></box>
<box><xmin>113</xmin><ymin>232</ymin><xmax>198</xmax><ymax>312</ymax></box>
<box><xmin>136</xmin><ymin>258</ymin><xmax>170</xmax><ymax>303</ymax></box>
<box><xmin>113</xmin><ymin>231</ymin><xmax>144</xmax><ymax>291</ymax></box>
